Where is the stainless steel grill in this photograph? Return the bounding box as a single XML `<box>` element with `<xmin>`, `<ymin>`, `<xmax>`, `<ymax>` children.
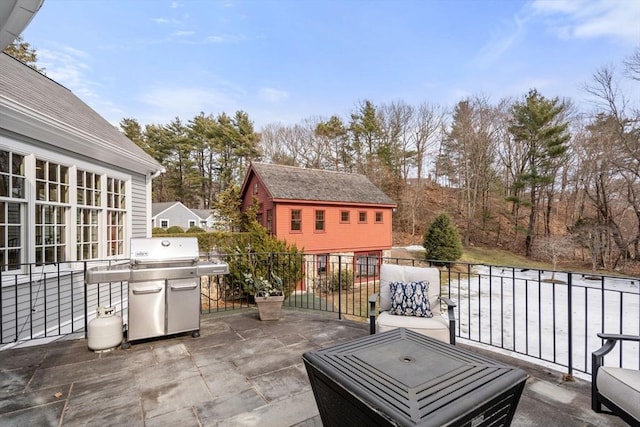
<box><xmin>86</xmin><ymin>237</ymin><xmax>228</xmax><ymax>344</ymax></box>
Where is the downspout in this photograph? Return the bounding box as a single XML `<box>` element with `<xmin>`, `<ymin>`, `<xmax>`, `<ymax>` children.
<box><xmin>146</xmin><ymin>168</ymin><xmax>165</xmax><ymax>236</ymax></box>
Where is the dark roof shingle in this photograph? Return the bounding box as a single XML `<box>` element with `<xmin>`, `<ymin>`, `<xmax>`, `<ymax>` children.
<box><xmin>251</xmin><ymin>162</ymin><xmax>395</xmax><ymax>206</ymax></box>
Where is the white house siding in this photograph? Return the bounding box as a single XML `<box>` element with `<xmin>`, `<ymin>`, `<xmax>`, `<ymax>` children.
<box><xmin>130</xmin><ymin>173</ymin><xmax>148</xmax><ymax>238</ymax></box>
<box><xmin>153</xmin><ymin>203</ymin><xmax>201</xmax><ymax>230</ymax></box>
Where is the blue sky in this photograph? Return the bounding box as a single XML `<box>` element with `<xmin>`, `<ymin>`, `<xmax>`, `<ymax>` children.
<box><xmin>21</xmin><ymin>0</ymin><xmax>640</xmax><ymax>129</ymax></box>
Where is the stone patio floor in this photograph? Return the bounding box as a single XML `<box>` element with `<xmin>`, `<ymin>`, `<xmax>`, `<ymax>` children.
<box><xmin>0</xmin><ymin>308</ymin><xmax>628</xmax><ymax>426</ymax></box>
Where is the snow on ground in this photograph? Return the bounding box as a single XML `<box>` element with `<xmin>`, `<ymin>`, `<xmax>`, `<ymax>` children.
<box><xmin>447</xmin><ymin>264</ymin><xmax>639</xmax><ymax>376</ymax></box>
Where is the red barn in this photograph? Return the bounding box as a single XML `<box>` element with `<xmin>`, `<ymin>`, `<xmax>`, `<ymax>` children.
<box><xmin>239</xmin><ymin>162</ymin><xmax>396</xmax><ymax>277</ymax></box>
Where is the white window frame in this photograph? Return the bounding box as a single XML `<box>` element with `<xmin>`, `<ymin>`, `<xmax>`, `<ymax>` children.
<box><xmin>1</xmin><ymin>137</ymin><xmax>133</xmax><ymax>274</ymax></box>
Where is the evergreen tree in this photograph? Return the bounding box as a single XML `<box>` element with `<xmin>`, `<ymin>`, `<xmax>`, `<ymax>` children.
<box><xmin>508</xmin><ymin>89</ymin><xmax>570</xmax><ymax>256</ymax></box>
<box><xmin>423</xmin><ymin>213</ymin><xmax>463</xmax><ymax>262</ymax></box>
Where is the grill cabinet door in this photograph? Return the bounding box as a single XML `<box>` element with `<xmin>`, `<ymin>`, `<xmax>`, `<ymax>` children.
<box><xmin>167</xmin><ymin>278</ymin><xmax>200</xmax><ymax>334</ymax></box>
<box><xmin>128</xmin><ymin>280</ymin><xmax>165</xmax><ymax>340</ymax></box>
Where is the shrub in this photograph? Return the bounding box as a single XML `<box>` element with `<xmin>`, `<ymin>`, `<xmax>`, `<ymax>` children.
<box><xmin>186</xmin><ymin>226</ymin><xmax>205</xmax><ymax>233</ymax></box>
<box><xmin>152</xmin><ymin>227</ymin><xmax>167</xmax><ymax>235</ymax></box>
<box><xmin>166</xmin><ymin>225</ymin><xmax>184</xmax><ymax>234</ymax></box>
<box><xmin>220</xmin><ymin>220</ymin><xmax>303</xmax><ymax>299</ymax></box>
<box><xmin>315</xmin><ymin>268</ymin><xmax>353</xmax><ymax>292</ymax></box>
<box><xmin>423</xmin><ymin>213</ymin><xmax>463</xmax><ymax>263</ymax></box>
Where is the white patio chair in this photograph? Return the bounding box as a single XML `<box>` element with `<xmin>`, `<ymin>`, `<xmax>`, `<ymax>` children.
<box><xmin>591</xmin><ymin>333</ymin><xmax>640</xmax><ymax>425</ymax></box>
<box><xmin>369</xmin><ymin>264</ymin><xmax>456</xmax><ymax>344</ymax></box>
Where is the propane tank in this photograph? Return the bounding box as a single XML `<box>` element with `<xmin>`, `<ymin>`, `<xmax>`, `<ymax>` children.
<box><xmin>88</xmin><ymin>306</ymin><xmax>123</xmax><ymax>352</ymax></box>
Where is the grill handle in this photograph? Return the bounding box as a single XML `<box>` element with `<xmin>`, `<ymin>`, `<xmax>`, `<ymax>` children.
<box><xmin>170</xmin><ymin>283</ymin><xmax>198</xmax><ymax>291</ymax></box>
<box><xmin>131</xmin><ymin>286</ymin><xmax>163</xmax><ymax>295</ymax></box>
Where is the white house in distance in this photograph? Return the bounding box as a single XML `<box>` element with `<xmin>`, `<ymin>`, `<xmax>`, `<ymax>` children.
<box><xmin>0</xmin><ymin>51</ymin><xmax>164</xmax><ymax>271</ymax></box>
<box><xmin>152</xmin><ymin>202</ymin><xmax>216</xmax><ymax>231</ymax></box>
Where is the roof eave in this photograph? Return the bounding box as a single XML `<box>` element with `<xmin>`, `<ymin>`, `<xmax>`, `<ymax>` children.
<box><xmin>1</xmin><ymin>95</ymin><xmax>165</xmax><ymax>176</ymax></box>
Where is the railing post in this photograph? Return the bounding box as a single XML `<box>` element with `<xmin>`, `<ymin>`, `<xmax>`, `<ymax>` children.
<box><xmin>567</xmin><ymin>272</ymin><xmax>573</xmax><ymax>378</ymax></box>
<box><xmin>338</xmin><ymin>255</ymin><xmax>342</xmax><ymax>320</ymax></box>
<box><xmin>84</xmin><ymin>261</ymin><xmax>88</xmax><ymax>339</ymax></box>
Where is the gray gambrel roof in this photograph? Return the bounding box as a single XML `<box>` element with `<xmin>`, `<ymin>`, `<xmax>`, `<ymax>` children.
<box><xmin>0</xmin><ymin>53</ymin><xmax>163</xmax><ymax>175</ymax></box>
<box><xmin>249</xmin><ymin>162</ymin><xmax>396</xmax><ymax>206</ymax></box>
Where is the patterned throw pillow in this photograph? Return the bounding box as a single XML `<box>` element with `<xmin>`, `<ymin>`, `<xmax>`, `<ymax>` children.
<box><xmin>389</xmin><ymin>281</ymin><xmax>433</xmax><ymax>317</ymax></box>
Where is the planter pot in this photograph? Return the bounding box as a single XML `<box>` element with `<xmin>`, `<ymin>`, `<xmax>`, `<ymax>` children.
<box><xmin>255</xmin><ymin>295</ymin><xmax>285</xmax><ymax>320</ymax></box>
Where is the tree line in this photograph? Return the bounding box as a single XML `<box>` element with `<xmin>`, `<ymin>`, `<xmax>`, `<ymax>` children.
<box><xmin>5</xmin><ymin>38</ymin><xmax>639</xmax><ymax>270</ymax></box>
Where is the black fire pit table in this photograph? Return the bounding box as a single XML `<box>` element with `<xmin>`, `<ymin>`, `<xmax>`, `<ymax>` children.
<box><xmin>302</xmin><ymin>328</ymin><xmax>527</xmax><ymax>427</ymax></box>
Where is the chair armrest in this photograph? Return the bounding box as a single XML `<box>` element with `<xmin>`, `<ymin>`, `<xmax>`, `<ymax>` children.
<box><xmin>597</xmin><ymin>333</ymin><xmax>640</xmax><ymax>342</ymax></box>
<box><xmin>369</xmin><ymin>293</ymin><xmax>379</xmax><ymax>335</ymax></box>
<box><xmin>440</xmin><ymin>296</ymin><xmax>456</xmax><ymax>308</ymax></box>
<box><xmin>439</xmin><ymin>296</ymin><xmax>456</xmax><ymax>345</ymax></box>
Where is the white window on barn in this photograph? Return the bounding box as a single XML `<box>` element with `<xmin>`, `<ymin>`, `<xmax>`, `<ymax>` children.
<box><xmin>76</xmin><ymin>170</ymin><xmax>101</xmax><ymax>260</ymax></box>
<box><xmin>160</xmin><ymin>219</ymin><xmax>169</xmax><ymax>228</ymax></box>
<box><xmin>0</xmin><ymin>150</ymin><xmax>25</xmax><ymax>271</ymax></box>
<box><xmin>106</xmin><ymin>177</ymin><xmax>126</xmax><ymax>257</ymax></box>
<box><xmin>35</xmin><ymin>159</ymin><xmax>69</xmax><ymax>265</ymax></box>
<box><xmin>188</xmin><ymin>220</ymin><xmax>196</xmax><ymax>228</ymax></box>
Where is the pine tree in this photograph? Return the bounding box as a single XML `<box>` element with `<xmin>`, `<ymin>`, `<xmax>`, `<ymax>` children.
<box><xmin>423</xmin><ymin>213</ymin><xmax>463</xmax><ymax>262</ymax></box>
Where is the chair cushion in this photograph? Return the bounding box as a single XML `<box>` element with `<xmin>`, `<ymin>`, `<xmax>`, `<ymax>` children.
<box><xmin>389</xmin><ymin>281</ymin><xmax>433</xmax><ymax>317</ymax></box>
<box><xmin>376</xmin><ymin>312</ymin><xmax>450</xmax><ymax>342</ymax></box>
<box><xmin>597</xmin><ymin>367</ymin><xmax>640</xmax><ymax>421</ymax></box>
<box><xmin>380</xmin><ymin>264</ymin><xmax>441</xmax><ymax>314</ymax></box>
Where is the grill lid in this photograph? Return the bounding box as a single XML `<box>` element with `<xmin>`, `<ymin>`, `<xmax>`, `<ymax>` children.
<box><xmin>130</xmin><ymin>237</ymin><xmax>199</xmax><ymax>265</ymax></box>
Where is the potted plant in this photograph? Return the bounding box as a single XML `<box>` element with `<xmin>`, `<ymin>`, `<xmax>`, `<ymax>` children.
<box><xmin>243</xmin><ymin>272</ymin><xmax>285</xmax><ymax>320</ymax></box>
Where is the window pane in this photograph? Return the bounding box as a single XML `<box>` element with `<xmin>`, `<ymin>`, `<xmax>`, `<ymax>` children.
<box><xmin>36</xmin><ymin>160</ymin><xmax>45</xmax><ymax>179</ymax></box>
<box><xmin>0</xmin><ymin>175</ymin><xmax>7</xmax><ymax>197</ymax></box>
<box><xmin>0</xmin><ymin>151</ymin><xmax>8</xmax><ymax>172</ymax></box>
<box><xmin>11</xmin><ymin>153</ymin><xmax>24</xmax><ymax>175</ymax></box>
<box><xmin>12</xmin><ymin>177</ymin><xmax>24</xmax><ymax>198</ymax></box>
<box><xmin>8</xmin><ymin>226</ymin><xmax>20</xmax><ymax>247</ymax></box>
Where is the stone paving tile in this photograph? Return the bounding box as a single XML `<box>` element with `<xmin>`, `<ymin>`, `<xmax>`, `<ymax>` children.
<box><xmin>232</xmin><ymin>342</ymin><xmax>318</xmax><ymax>379</ymax></box>
<box><xmin>0</xmin><ymin>366</ymin><xmax>35</xmax><ymax>394</ymax></box>
<box><xmin>0</xmin><ymin>384</ymin><xmax>69</xmax><ymax>414</ymax></box>
<box><xmin>0</xmin><ymin>400</ymin><xmax>65</xmax><ymax>427</ymax></box>
<box><xmin>249</xmin><ymin>364</ymin><xmax>311</xmax><ymax>403</ymax></box>
<box><xmin>195</xmin><ymin>388</ymin><xmax>266</xmax><ymax>426</ymax></box>
<box><xmin>140</xmin><ymin>374</ymin><xmax>212</xmax><ymax>420</ymax></box>
<box><xmin>67</xmin><ymin>369</ymin><xmax>137</xmax><ymax>406</ymax></box>
<box><xmin>26</xmin><ymin>355</ymin><xmax>128</xmax><ymax>391</ymax></box>
<box><xmin>134</xmin><ymin>356</ymin><xmax>201</xmax><ymax>392</ymax></box>
<box><xmin>62</xmin><ymin>393</ymin><xmax>143</xmax><ymax>426</ymax></box>
<box><xmin>0</xmin><ymin>345</ymin><xmax>48</xmax><ymax>370</ymax></box>
<box><xmin>198</xmin><ymin>360</ymin><xmax>252</xmax><ymax>400</ymax></box>
<box><xmin>217</xmin><ymin>389</ymin><xmax>319</xmax><ymax>427</ymax></box>
<box><xmin>191</xmin><ymin>336</ymin><xmax>281</xmax><ymax>366</ymax></box>
<box><xmin>181</xmin><ymin>329</ymin><xmax>244</xmax><ymax>352</ymax></box>
<box><xmin>145</xmin><ymin>407</ymin><xmax>200</xmax><ymax>427</ymax></box>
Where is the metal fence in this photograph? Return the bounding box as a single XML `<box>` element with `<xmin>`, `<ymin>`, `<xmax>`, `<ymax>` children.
<box><xmin>1</xmin><ymin>254</ymin><xmax>638</xmax><ymax>378</ymax></box>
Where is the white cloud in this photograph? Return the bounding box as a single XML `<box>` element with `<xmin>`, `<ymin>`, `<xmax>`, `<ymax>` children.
<box><xmin>170</xmin><ymin>30</ymin><xmax>195</xmax><ymax>38</ymax></box>
<box><xmin>37</xmin><ymin>47</ymin><xmax>97</xmax><ymax>99</ymax></box>
<box><xmin>137</xmin><ymin>87</ymin><xmax>241</xmax><ymax>124</ymax></box>
<box><xmin>259</xmin><ymin>87</ymin><xmax>289</xmax><ymax>104</ymax></box>
<box><xmin>204</xmin><ymin>33</ymin><xmax>246</xmax><ymax>44</ymax></box>
<box><xmin>530</xmin><ymin>0</ymin><xmax>640</xmax><ymax>43</ymax></box>
<box><xmin>151</xmin><ymin>17</ymin><xmax>170</xmax><ymax>24</ymax></box>
<box><xmin>473</xmin><ymin>14</ymin><xmax>528</xmax><ymax>67</ymax></box>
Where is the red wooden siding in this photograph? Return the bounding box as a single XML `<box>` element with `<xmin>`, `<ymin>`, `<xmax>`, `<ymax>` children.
<box><xmin>241</xmin><ymin>167</ymin><xmax>394</xmax><ymax>254</ymax></box>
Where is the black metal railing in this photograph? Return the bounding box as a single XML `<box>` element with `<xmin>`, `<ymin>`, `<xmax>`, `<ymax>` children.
<box><xmin>1</xmin><ymin>255</ymin><xmax>638</xmax><ymax>379</ymax></box>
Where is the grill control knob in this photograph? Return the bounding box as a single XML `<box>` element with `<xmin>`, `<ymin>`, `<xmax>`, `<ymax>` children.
<box><xmin>161</xmin><ymin>240</ymin><xmax>171</xmax><ymax>247</ymax></box>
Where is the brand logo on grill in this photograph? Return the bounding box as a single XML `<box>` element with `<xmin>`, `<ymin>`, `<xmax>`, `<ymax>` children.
<box><xmin>134</xmin><ymin>251</ymin><xmax>149</xmax><ymax>257</ymax></box>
